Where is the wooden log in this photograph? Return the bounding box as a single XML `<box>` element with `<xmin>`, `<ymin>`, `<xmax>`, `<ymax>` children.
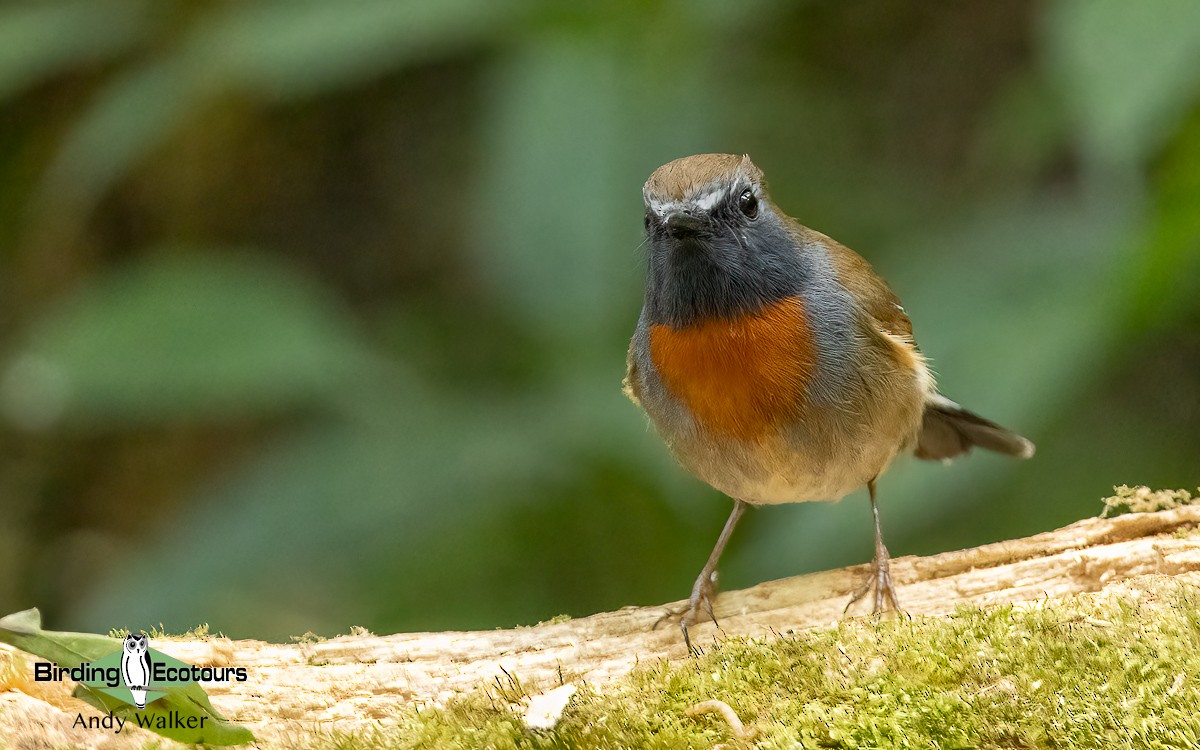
<box><xmin>3</xmin><ymin>505</ymin><xmax>1199</xmax><ymax>747</ymax></box>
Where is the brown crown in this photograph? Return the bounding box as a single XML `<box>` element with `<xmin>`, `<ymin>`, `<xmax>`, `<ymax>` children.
<box><xmin>643</xmin><ymin>154</ymin><xmax>763</xmax><ymax>202</ymax></box>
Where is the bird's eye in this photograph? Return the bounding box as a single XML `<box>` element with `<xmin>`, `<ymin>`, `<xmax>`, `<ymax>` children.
<box><xmin>738</xmin><ymin>189</ymin><xmax>758</xmax><ymax>219</ymax></box>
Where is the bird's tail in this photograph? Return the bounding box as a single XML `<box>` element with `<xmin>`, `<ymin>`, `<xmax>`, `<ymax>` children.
<box><xmin>915</xmin><ymin>394</ymin><xmax>1034</xmax><ymax>461</ymax></box>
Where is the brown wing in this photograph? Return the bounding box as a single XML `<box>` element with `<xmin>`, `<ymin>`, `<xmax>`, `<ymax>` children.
<box><xmin>791</xmin><ymin>223</ymin><xmax>914</xmax><ymax>342</ymax></box>
<box><xmin>788</xmin><ymin>221</ymin><xmax>1036</xmax><ymax>462</ymax></box>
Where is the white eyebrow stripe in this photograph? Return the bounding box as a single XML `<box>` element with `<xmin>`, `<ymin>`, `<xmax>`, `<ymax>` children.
<box><xmin>693</xmin><ymin>189</ymin><xmax>726</xmax><ymax>211</ymax></box>
<box><xmin>644</xmin><ymin>185</ymin><xmax>734</xmax><ymax>215</ymax></box>
<box><xmin>646</xmin><ymin>198</ymin><xmax>674</xmax><ymax>215</ymax></box>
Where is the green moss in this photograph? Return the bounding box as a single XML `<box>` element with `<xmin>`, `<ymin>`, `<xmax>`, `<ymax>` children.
<box><xmin>309</xmin><ymin>579</ymin><xmax>1200</xmax><ymax>750</ymax></box>
<box><xmin>1100</xmin><ymin>485</ymin><xmax>1197</xmax><ymax>518</ymax></box>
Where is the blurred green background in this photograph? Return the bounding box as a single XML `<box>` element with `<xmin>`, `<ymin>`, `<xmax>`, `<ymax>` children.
<box><xmin>0</xmin><ymin>0</ymin><xmax>1197</xmax><ymax>641</ymax></box>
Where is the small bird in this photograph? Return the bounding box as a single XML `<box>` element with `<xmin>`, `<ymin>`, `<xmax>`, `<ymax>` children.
<box><xmin>624</xmin><ymin>154</ymin><xmax>1034</xmax><ymax>650</ymax></box>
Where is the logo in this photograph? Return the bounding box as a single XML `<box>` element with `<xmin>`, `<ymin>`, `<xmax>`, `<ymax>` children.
<box><xmin>33</xmin><ymin>632</ymin><xmax>248</xmax><ymax>734</ymax></box>
<box><xmin>121</xmin><ymin>633</ymin><xmax>151</xmax><ymax>709</ymax></box>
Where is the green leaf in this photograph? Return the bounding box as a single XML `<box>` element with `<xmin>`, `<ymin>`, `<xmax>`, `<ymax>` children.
<box><xmin>0</xmin><ymin>608</ymin><xmax>253</xmax><ymax>745</ymax></box>
<box><xmin>0</xmin><ymin>252</ymin><xmax>373</xmax><ymax>429</ymax></box>
<box><xmin>0</xmin><ymin>608</ymin><xmax>118</xmax><ymax>664</ymax></box>
<box><xmin>38</xmin><ymin>0</ymin><xmax>523</xmax><ymax>220</ymax></box>
<box><xmin>37</xmin><ymin>58</ymin><xmax>201</xmax><ymax>219</ymax></box>
<box><xmin>0</xmin><ymin>0</ymin><xmax>149</xmax><ymax>101</ymax></box>
<box><xmin>1046</xmin><ymin>0</ymin><xmax>1200</xmax><ymax>166</ymax></box>
<box><xmin>187</xmin><ymin>0</ymin><xmax>523</xmax><ymax>101</ymax></box>
<box><xmin>69</xmin><ymin>382</ymin><xmax>560</xmax><ymax>636</ymax></box>
<box><xmin>469</xmin><ymin>31</ymin><xmax>713</xmax><ymax>344</ymax></box>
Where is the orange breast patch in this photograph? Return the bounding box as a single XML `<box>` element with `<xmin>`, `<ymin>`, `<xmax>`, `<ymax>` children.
<box><xmin>649</xmin><ymin>297</ymin><xmax>816</xmax><ymax>440</ymax></box>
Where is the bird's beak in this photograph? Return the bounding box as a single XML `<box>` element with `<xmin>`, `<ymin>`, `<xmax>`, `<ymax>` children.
<box><xmin>663</xmin><ymin>209</ymin><xmax>706</xmax><ymax>238</ymax></box>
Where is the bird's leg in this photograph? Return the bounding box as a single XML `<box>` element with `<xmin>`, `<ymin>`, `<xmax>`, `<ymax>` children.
<box><xmin>844</xmin><ymin>479</ymin><xmax>903</xmax><ymax>615</ymax></box>
<box><xmin>657</xmin><ymin>500</ymin><xmax>748</xmax><ymax>652</ymax></box>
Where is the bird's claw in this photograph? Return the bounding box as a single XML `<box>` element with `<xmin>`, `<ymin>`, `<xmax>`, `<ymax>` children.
<box><xmin>844</xmin><ymin>554</ymin><xmax>904</xmax><ymax>616</ymax></box>
<box><xmin>655</xmin><ymin>569</ymin><xmax>720</xmax><ymax>653</ymax></box>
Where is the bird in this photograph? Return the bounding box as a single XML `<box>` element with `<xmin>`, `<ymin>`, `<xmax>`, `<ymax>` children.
<box><xmin>623</xmin><ymin>153</ymin><xmax>1034</xmax><ymax>650</ymax></box>
<box><xmin>120</xmin><ymin>632</ymin><xmax>152</xmax><ymax>710</ymax></box>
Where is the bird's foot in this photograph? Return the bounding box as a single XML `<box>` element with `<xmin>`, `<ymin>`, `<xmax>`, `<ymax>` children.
<box><xmin>844</xmin><ymin>549</ymin><xmax>904</xmax><ymax>616</ymax></box>
<box><xmin>654</xmin><ymin>568</ymin><xmax>720</xmax><ymax>652</ymax></box>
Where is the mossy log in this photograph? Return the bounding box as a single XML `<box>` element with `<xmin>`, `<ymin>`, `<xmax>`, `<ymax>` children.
<box><xmin>3</xmin><ymin>504</ymin><xmax>1200</xmax><ymax>748</ymax></box>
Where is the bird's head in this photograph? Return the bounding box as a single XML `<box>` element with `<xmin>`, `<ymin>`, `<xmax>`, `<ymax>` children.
<box><xmin>641</xmin><ymin>154</ymin><xmax>808</xmax><ymax>327</ymax></box>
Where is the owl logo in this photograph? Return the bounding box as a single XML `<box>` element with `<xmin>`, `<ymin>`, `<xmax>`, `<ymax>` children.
<box><xmin>120</xmin><ymin>633</ymin><xmax>152</xmax><ymax>710</ymax></box>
